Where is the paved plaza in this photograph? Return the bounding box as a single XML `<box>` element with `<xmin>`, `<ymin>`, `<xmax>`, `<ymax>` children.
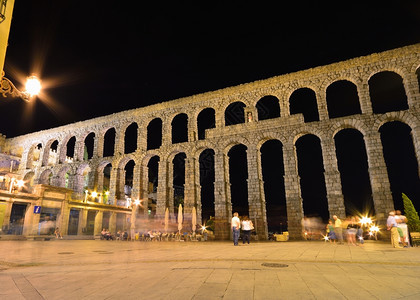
<box><xmin>1</xmin><ymin>239</ymin><xmax>420</xmax><ymax>299</ymax></box>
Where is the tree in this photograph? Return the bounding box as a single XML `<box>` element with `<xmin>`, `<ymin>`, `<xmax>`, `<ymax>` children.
<box><xmin>205</xmin><ymin>216</ymin><xmax>215</xmax><ymax>232</ymax></box>
<box><xmin>402</xmin><ymin>193</ymin><xmax>420</xmax><ymax>232</ymax></box>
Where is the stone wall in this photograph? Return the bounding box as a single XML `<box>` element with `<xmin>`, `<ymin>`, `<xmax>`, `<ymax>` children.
<box><xmin>3</xmin><ymin>44</ymin><xmax>420</xmax><ymax>239</ymax></box>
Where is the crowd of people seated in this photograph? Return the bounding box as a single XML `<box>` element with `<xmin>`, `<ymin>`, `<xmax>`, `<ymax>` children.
<box><xmin>99</xmin><ymin>229</ymin><xmax>210</xmax><ymax>242</ymax></box>
<box><xmin>100</xmin><ymin>228</ymin><xmax>114</xmax><ymax>240</ymax></box>
<box><xmin>116</xmin><ymin>230</ymin><xmax>128</xmax><ymax>240</ymax></box>
<box><xmin>136</xmin><ymin>230</ymin><xmax>206</xmax><ymax>241</ymax></box>
<box><xmin>101</xmin><ymin>229</ymin><xmax>130</xmax><ymax>240</ymax></box>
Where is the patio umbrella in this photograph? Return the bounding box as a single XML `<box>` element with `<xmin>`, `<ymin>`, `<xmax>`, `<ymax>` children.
<box><xmin>177</xmin><ymin>204</ymin><xmax>183</xmax><ymax>233</ymax></box>
<box><xmin>164</xmin><ymin>207</ymin><xmax>169</xmax><ymax>233</ymax></box>
<box><xmin>192</xmin><ymin>206</ymin><xmax>197</xmax><ymax>232</ymax></box>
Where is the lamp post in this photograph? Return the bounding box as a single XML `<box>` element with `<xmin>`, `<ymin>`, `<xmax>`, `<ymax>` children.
<box><xmin>0</xmin><ymin>71</ymin><xmax>41</xmax><ymax>101</ymax></box>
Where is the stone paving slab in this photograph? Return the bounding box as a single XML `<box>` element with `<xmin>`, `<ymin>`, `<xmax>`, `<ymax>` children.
<box><xmin>0</xmin><ymin>240</ymin><xmax>420</xmax><ymax>299</ymax></box>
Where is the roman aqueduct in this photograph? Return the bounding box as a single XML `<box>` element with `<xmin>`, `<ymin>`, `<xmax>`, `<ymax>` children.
<box><xmin>2</xmin><ymin>44</ymin><xmax>420</xmax><ymax>239</ymax></box>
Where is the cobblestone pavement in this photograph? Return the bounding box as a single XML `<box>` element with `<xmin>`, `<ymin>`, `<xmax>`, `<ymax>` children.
<box><xmin>1</xmin><ymin>239</ymin><xmax>420</xmax><ymax>299</ymax></box>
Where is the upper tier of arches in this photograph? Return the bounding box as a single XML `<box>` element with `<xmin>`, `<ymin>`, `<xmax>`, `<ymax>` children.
<box><xmin>2</xmin><ymin>45</ymin><xmax>418</xmax><ymax>175</ymax></box>
<box><xmin>19</xmin><ymin>66</ymin><xmax>420</xmax><ymax>167</ymax></box>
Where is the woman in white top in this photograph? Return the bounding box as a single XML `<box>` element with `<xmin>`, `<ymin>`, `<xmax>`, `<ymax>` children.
<box><xmin>241</xmin><ymin>216</ymin><xmax>253</xmax><ymax>244</ymax></box>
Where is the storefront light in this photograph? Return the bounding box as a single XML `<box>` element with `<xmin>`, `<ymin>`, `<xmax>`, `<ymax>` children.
<box><xmin>16</xmin><ymin>179</ymin><xmax>25</xmax><ymax>188</ymax></box>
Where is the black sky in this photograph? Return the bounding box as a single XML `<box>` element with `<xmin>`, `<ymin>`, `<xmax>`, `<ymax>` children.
<box><xmin>1</xmin><ymin>1</ymin><xmax>420</xmax><ymax>138</ymax></box>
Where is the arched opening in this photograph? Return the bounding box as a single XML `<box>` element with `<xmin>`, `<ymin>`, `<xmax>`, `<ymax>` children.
<box><xmin>334</xmin><ymin>129</ymin><xmax>374</xmax><ymax>216</ymax></box>
<box><xmin>296</xmin><ymin>135</ymin><xmax>329</xmax><ymax>222</ymax></box>
<box><xmin>66</xmin><ymin>137</ymin><xmax>76</xmax><ymax>161</ymax></box>
<box><xmin>42</xmin><ymin>140</ymin><xmax>58</xmax><ymax>167</ymax></box>
<box><xmin>380</xmin><ymin>121</ymin><xmax>420</xmax><ymax>211</ymax></box>
<box><xmin>39</xmin><ymin>169</ymin><xmax>53</xmax><ymax>185</ymax></box>
<box><xmin>172</xmin><ymin>113</ymin><xmax>188</xmax><ymax>144</ymax></box>
<box><xmin>199</xmin><ymin>149</ymin><xmax>215</xmax><ymax>224</ymax></box>
<box><xmin>124</xmin><ymin>160</ymin><xmax>135</xmax><ymax>200</ymax></box>
<box><xmin>147</xmin><ymin>118</ymin><xmax>162</xmax><ymax>150</ymax></box>
<box><xmin>84</xmin><ymin>132</ymin><xmax>95</xmax><ymax>160</ymax></box>
<box><xmin>125</xmin><ymin>123</ymin><xmax>138</xmax><ymax>154</ymax></box>
<box><xmin>197</xmin><ymin>108</ymin><xmax>215</xmax><ymax>140</ymax></box>
<box><xmin>260</xmin><ymin>140</ymin><xmax>287</xmax><ymax>233</ymax></box>
<box><xmin>47</xmin><ymin>140</ymin><xmax>58</xmax><ymax>166</ymax></box>
<box><xmin>102</xmin><ymin>163</ymin><xmax>112</xmax><ymax>201</ymax></box>
<box><xmin>33</xmin><ymin>143</ymin><xmax>42</xmax><ymax>167</ymax></box>
<box><xmin>65</xmin><ymin>171</ymin><xmax>70</xmax><ymax>188</ymax></box>
<box><xmin>51</xmin><ymin>140</ymin><xmax>58</xmax><ymax>152</ymax></box>
<box><xmin>228</xmin><ymin>144</ymin><xmax>248</xmax><ymax>216</ymax></box>
<box><xmin>289</xmin><ymin>88</ymin><xmax>319</xmax><ymax>122</ymax></box>
<box><xmin>225</xmin><ymin>102</ymin><xmax>245</xmax><ymax>126</ymax></box>
<box><xmin>326</xmin><ymin>80</ymin><xmax>361</xmax><ymax>118</ymax></box>
<box><xmin>103</xmin><ymin>128</ymin><xmax>116</xmax><ymax>157</ymax></box>
<box><xmin>148</xmin><ymin>156</ymin><xmax>160</xmax><ymax>196</ymax></box>
<box><xmin>416</xmin><ymin>67</ymin><xmax>420</xmax><ymax>93</ymax></box>
<box><xmin>173</xmin><ymin>153</ymin><xmax>186</xmax><ymax>211</ymax></box>
<box><xmin>369</xmin><ymin>71</ymin><xmax>408</xmax><ymax>114</ymax></box>
<box><xmin>256</xmin><ymin>95</ymin><xmax>280</xmax><ymax>121</ymax></box>
<box><xmin>27</xmin><ymin>143</ymin><xmax>42</xmax><ymax>169</ymax></box>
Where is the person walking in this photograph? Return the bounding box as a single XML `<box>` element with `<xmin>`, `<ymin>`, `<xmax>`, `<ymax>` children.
<box><xmin>326</xmin><ymin>220</ymin><xmax>337</xmax><ymax>244</ymax></box>
<box><xmin>346</xmin><ymin>217</ymin><xmax>358</xmax><ymax>246</ymax></box>
<box><xmin>387</xmin><ymin>211</ymin><xmax>403</xmax><ymax>248</ymax></box>
<box><xmin>333</xmin><ymin>215</ymin><xmax>343</xmax><ymax>244</ymax></box>
<box><xmin>231</xmin><ymin>212</ymin><xmax>241</xmax><ymax>246</ymax></box>
<box><xmin>241</xmin><ymin>216</ymin><xmax>253</xmax><ymax>245</ymax></box>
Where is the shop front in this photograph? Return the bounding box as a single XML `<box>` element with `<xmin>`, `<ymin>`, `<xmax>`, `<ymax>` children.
<box><xmin>0</xmin><ymin>184</ymin><xmax>132</xmax><ymax>239</ymax></box>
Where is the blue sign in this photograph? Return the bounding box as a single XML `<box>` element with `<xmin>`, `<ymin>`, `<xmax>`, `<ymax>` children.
<box><xmin>34</xmin><ymin>206</ymin><xmax>41</xmax><ymax>214</ymax></box>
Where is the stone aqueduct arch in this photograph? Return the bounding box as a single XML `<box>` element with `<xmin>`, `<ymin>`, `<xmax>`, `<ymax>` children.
<box><xmin>3</xmin><ymin>44</ymin><xmax>420</xmax><ymax>239</ymax></box>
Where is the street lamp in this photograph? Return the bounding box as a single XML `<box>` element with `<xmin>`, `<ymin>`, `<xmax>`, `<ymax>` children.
<box><xmin>7</xmin><ymin>177</ymin><xmax>25</xmax><ymax>193</ymax></box>
<box><xmin>0</xmin><ymin>71</ymin><xmax>41</xmax><ymax>102</ymax></box>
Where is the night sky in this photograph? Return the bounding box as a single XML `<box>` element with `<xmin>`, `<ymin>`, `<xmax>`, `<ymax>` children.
<box><xmin>1</xmin><ymin>1</ymin><xmax>419</xmax><ymax>138</ymax></box>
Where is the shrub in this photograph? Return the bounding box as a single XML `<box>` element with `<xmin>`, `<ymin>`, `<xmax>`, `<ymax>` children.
<box><xmin>402</xmin><ymin>193</ymin><xmax>420</xmax><ymax>232</ymax></box>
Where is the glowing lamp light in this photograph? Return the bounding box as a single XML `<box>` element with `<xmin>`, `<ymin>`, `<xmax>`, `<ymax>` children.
<box><xmin>370</xmin><ymin>225</ymin><xmax>379</xmax><ymax>233</ymax></box>
<box><xmin>360</xmin><ymin>216</ymin><xmax>372</xmax><ymax>226</ymax></box>
<box><xmin>134</xmin><ymin>199</ymin><xmax>141</xmax><ymax>206</ymax></box>
<box><xmin>16</xmin><ymin>180</ymin><xmax>25</xmax><ymax>188</ymax></box>
<box><xmin>25</xmin><ymin>76</ymin><xmax>42</xmax><ymax>96</ymax></box>
<box><xmin>323</xmin><ymin>235</ymin><xmax>329</xmax><ymax>241</ymax></box>
<box><xmin>91</xmin><ymin>191</ymin><xmax>98</xmax><ymax>198</ymax></box>
<box><xmin>1</xmin><ymin>72</ymin><xmax>42</xmax><ymax>101</ymax></box>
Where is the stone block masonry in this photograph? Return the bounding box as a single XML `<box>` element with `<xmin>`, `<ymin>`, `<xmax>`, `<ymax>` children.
<box><xmin>3</xmin><ymin>44</ymin><xmax>420</xmax><ymax>240</ymax></box>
